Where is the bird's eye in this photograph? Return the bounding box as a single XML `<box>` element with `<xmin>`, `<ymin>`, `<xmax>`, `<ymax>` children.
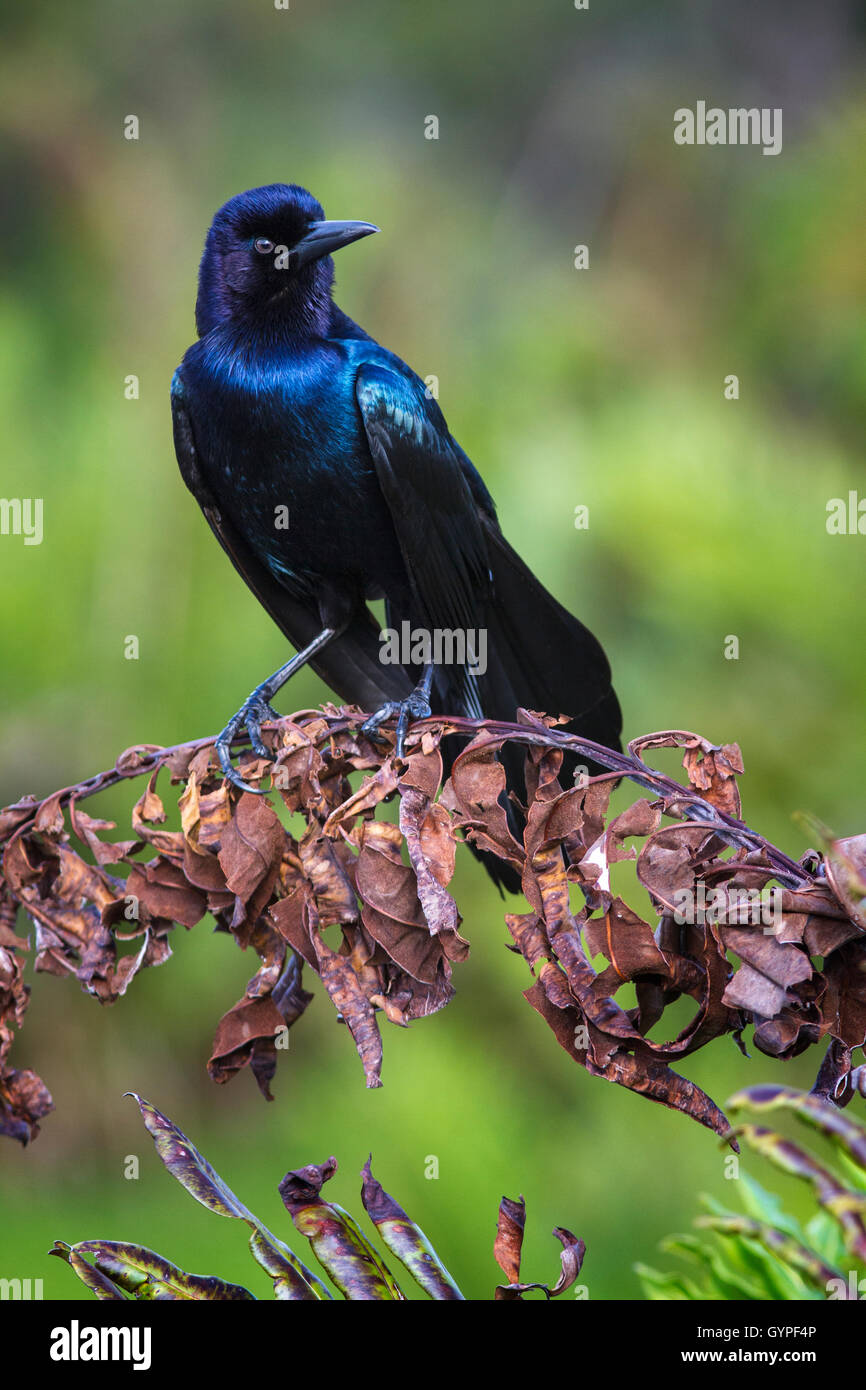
<box><xmin>254</xmin><ymin>237</ymin><xmax>275</xmax><ymax>255</ymax></box>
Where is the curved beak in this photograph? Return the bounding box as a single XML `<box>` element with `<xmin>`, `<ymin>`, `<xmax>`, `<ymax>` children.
<box><xmin>291</xmin><ymin>219</ymin><xmax>379</xmax><ymax>268</ymax></box>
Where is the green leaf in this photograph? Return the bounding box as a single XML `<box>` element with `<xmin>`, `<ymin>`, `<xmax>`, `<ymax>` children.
<box><xmin>737</xmin><ymin>1173</ymin><xmax>807</xmax><ymax>1243</ymax></box>
<box><xmin>834</xmin><ymin>1148</ymin><xmax>866</xmax><ymax>1196</ymax></box>
<box><xmin>247</xmin><ymin>1228</ymin><xmax>324</xmax><ymax>1301</ymax></box>
<box><xmin>722</xmin><ymin>1232</ymin><xmax>812</xmax><ymax>1300</ymax></box>
<box><xmin>733</xmin><ymin>1123</ymin><xmax>866</xmax><ymax>1263</ymax></box>
<box><xmin>660</xmin><ymin>1232</ymin><xmax>765</xmax><ymax>1300</ymax></box>
<box><xmin>697</xmin><ymin>1218</ymin><xmax>836</xmax><ymax>1299</ymax></box>
<box><xmin>633</xmin><ymin>1262</ymin><xmax>708</xmax><ymax>1300</ymax></box>
<box><xmin>804</xmin><ymin>1210</ymin><xmax>855</xmax><ymax>1269</ymax></box>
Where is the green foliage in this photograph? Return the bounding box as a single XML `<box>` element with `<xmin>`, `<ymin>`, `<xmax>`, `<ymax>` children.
<box><xmin>635</xmin><ymin>1087</ymin><xmax>866</xmax><ymax>1301</ymax></box>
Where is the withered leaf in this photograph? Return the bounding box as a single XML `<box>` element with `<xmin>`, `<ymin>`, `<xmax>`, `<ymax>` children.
<box><xmin>357</xmin><ymin>828</ymin><xmax>468</xmax><ymax>967</ymax></box>
<box><xmin>218</xmin><ymin>793</ymin><xmax>285</xmax><ymax>908</ymax></box>
<box><xmin>722</xmin><ymin>928</ymin><xmax>812</xmax><ymax>989</ymax></box>
<box><xmin>523</xmin><ymin>975</ymin><xmax>734</xmax><ymax>1143</ymax></box>
<box><xmin>584</xmin><ymin>897</ymin><xmax>668</xmax><ymax>980</ymax></box>
<box><xmin>125</xmin><ymin>857</ymin><xmax>207</xmax><ymax>928</ymax></box>
<box><xmin>682</xmin><ymin>741</ymin><xmax>744</xmax><ymax>817</ymax></box>
<box><xmin>493</xmin><ymin>1194</ymin><xmax>525</xmax><ymax>1286</ymax></box>
<box><xmin>270</xmin><ymin>886</ymin><xmax>320</xmax><ymax>971</ymax></box>
<box><xmin>442</xmin><ymin>735</ymin><xmax>524</xmax><ymax>870</ymax></box>
<box><xmin>322</xmin><ymin>759</ymin><xmax>399</xmax><ymax>834</ymax></box>
<box><xmin>127</xmin><ymin>1092</ymin><xmax>327</xmax><ymax>1298</ymax></box>
<box><xmin>0</xmin><ymin>1066</ymin><xmax>54</xmax><ymax>1145</ymax></box>
<box><xmin>636</xmin><ymin>823</ymin><xmax>721</xmax><ymax>915</ymax></box>
<box><xmin>62</xmin><ymin>1239</ymin><xmax>256</xmax><ymax>1300</ymax></box>
<box><xmin>179</xmin><ymin>771</ymin><xmax>231</xmax><ymax>854</ymax></box>
<box><xmin>823</xmin><ymin>941</ymin><xmax>866</xmax><ymax>1050</ymax></box>
<box><xmin>399</xmin><ymin>771</ymin><xmax>461</xmax><ymax>943</ymax></box>
<box><xmin>0</xmin><ymin>796</ymin><xmax>41</xmax><ymax>839</ymax></box>
<box><xmin>208</xmin><ymin>994</ymin><xmax>286</xmax><ymax>1099</ymax></box>
<box><xmin>70</xmin><ymin>803</ymin><xmax>139</xmax><ymax>867</ymax></box>
<box><xmin>314</xmin><ymin>933</ymin><xmax>384</xmax><ymax>1089</ymax></box>
<box><xmin>824</xmin><ymin>833</ymin><xmax>866</xmax><ymax>932</ymax></box>
<box><xmin>494</xmin><ymin>1191</ymin><xmax>585</xmax><ymax>1300</ymax></box>
<box><xmin>298</xmin><ymin>828</ymin><xmax>358</xmax><ymax>927</ymax></box>
<box><xmin>3</xmin><ymin>706</ymin><xmax>864</xmax><ymax>1146</ymax></box>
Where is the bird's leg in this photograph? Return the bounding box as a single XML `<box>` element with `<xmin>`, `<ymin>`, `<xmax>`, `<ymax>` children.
<box><xmin>360</xmin><ymin>663</ymin><xmax>434</xmax><ymax>758</ymax></box>
<box><xmin>216</xmin><ymin>627</ymin><xmax>335</xmax><ymax>794</ymax></box>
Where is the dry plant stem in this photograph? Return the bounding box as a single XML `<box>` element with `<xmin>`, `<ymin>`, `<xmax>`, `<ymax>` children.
<box><xmin>0</xmin><ymin>713</ymin><xmax>816</xmax><ymax>890</ymax></box>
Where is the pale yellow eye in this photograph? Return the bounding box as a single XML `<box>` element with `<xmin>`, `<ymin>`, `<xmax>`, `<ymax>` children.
<box><xmin>254</xmin><ymin>237</ymin><xmax>274</xmax><ymax>254</ymax></box>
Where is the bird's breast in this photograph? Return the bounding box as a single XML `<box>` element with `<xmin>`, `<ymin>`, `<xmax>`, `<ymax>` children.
<box><xmin>186</xmin><ymin>341</ymin><xmax>407</xmax><ymax>599</ymax></box>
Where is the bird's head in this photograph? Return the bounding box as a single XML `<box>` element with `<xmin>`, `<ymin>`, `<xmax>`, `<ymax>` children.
<box><xmin>195</xmin><ymin>183</ymin><xmax>378</xmax><ymax>337</ymax></box>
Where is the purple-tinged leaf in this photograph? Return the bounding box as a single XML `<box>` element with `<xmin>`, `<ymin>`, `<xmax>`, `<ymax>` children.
<box><xmin>125</xmin><ymin>1092</ymin><xmax>327</xmax><ymax>1299</ymax></box>
<box><xmin>360</xmin><ymin>1158</ymin><xmax>463</xmax><ymax>1299</ymax></box>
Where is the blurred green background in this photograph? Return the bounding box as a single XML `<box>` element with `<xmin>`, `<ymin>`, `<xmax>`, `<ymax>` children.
<box><xmin>1</xmin><ymin>0</ymin><xmax>864</xmax><ymax>1300</ymax></box>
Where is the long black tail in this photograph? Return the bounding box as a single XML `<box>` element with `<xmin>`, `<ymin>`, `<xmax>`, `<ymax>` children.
<box><xmin>479</xmin><ymin>526</ymin><xmax>620</xmax><ymax>739</ymax></box>
<box><xmin>438</xmin><ymin>525</ymin><xmax>622</xmax><ymax>893</ymax></box>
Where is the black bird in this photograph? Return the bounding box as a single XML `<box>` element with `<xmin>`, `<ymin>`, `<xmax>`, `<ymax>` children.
<box><xmin>172</xmin><ymin>184</ymin><xmax>621</xmax><ymax>890</ymax></box>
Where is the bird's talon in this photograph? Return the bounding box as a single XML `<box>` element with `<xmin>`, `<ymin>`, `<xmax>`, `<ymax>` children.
<box><xmin>215</xmin><ymin>692</ymin><xmax>279</xmax><ymax>792</ymax></box>
<box><xmin>359</xmin><ymin>701</ymin><xmax>401</xmax><ymax>746</ymax></box>
<box><xmin>225</xmin><ymin>764</ymin><xmax>268</xmax><ymax>796</ymax></box>
<box><xmin>248</xmin><ymin>730</ymin><xmax>272</xmax><ymax>759</ymax></box>
<box><xmin>360</xmin><ymin>689</ymin><xmax>432</xmax><ymax>758</ymax></box>
<box><xmin>361</xmin><ymin>726</ymin><xmax>391</xmax><ymax>747</ymax></box>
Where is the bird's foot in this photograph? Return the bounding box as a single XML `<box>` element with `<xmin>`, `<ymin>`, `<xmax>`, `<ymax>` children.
<box><xmin>360</xmin><ymin>685</ymin><xmax>432</xmax><ymax>759</ymax></box>
<box><xmin>215</xmin><ymin>688</ymin><xmax>280</xmax><ymax>794</ymax></box>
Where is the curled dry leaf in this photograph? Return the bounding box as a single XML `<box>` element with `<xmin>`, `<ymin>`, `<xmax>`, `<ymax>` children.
<box><xmin>494</xmin><ymin>1192</ymin><xmax>585</xmax><ymax>1300</ymax></box>
<box><xmin>0</xmin><ymin>710</ymin><xmax>863</xmax><ymax>1143</ymax></box>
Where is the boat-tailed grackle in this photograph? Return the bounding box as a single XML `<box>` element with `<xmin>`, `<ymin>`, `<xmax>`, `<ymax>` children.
<box><xmin>172</xmin><ymin>184</ymin><xmax>621</xmax><ymax>890</ymax></box>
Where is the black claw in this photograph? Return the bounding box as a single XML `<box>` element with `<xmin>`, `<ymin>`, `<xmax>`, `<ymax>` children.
<box><xmin>360</xmin><ymin>687</ymin><xmax>432</xmax><ymax>757</ymax></box>
<box><xmin>247</xmin><ymin>724</ymin><xmax>272</xmax><ymax>759</ymax></box>
<box><xmin>360</xmin><ymin>701</ymin><xmax>399</xmax><ymax>744</ymax></box>
<box><xmin>215</xmin><ymin>692</ymin><xmax>278</xmax><ymax>794</ymax></box>
<box><xmin>361</xmin><ymin>725</ymin><xmax>392</xmax><ymax>747</ymax></box>
<box><xmin>227</xmin><ymin>763</ymin><xmax>267</xmax><ymax>796</ymax></box>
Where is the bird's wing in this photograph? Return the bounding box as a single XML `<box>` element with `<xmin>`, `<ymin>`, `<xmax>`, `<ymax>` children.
<box><xmin>355</xmin><ymin>363</ymin><xmax>492</xmax><ymax>641</ymax></box>
<box><xmin>171</xmin><ymin>368</ymin><xmax>410</xmax><ymax>709</ymax></box>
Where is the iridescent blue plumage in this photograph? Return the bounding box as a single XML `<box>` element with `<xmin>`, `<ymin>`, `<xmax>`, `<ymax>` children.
<box><xmin>172</xmin><ymin>184</ymin><xmax>621</xmax><ymax>890</ymax></box>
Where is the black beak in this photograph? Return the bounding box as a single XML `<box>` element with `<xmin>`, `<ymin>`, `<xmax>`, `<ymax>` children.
<box><xmin>291</xmin><ymin>219</ymin><xmax>379</xmax><ymax>268</ymax></box>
